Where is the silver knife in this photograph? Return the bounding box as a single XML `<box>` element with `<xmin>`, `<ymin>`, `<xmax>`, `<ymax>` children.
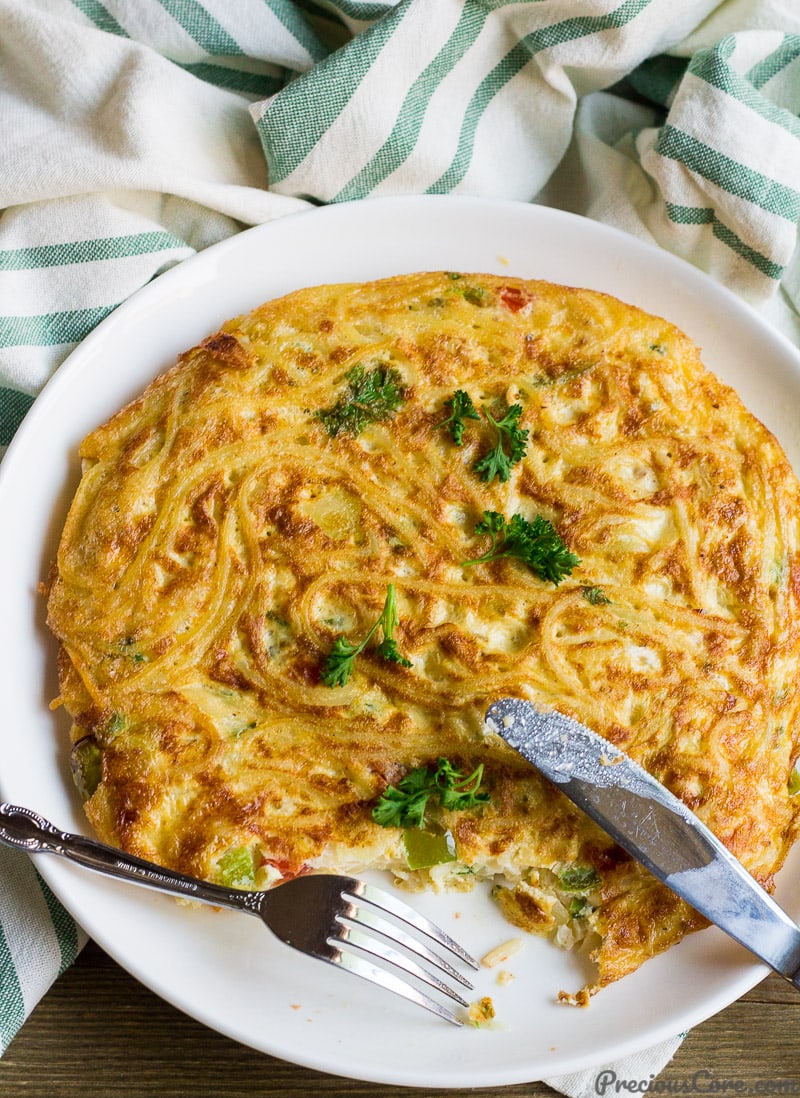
<box><xmin>485</xmin><ymin>696</ymin><xmax>800</xmax><ymax>989</ymax></box>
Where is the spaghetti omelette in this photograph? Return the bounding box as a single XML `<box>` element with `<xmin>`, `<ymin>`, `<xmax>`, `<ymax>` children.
<box><xmin>47</xmin><ymin>271</ymin><xmax>800</xmax><ymax>998</ymax></box>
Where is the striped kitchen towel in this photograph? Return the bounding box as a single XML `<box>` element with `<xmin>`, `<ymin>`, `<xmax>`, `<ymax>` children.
<box><xmin>0</xmin><ymin>845</ymin><xmax>86</xmax><ymax>1055</ymax></box>
<box><xmin>2</xmin><ymin>0</ymin><xmax>799</xmax><ymax>1088</ymax></box>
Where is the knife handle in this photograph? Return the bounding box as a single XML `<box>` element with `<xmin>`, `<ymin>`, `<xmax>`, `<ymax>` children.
<box><xmin>0</xmin><ymin>802</ymin><xmax>263</xmax><ymax>915</ymax></box>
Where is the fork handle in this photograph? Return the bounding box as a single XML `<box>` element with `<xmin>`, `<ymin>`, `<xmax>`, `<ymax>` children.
<box><xmin>0</xmin><ymin>802</ymin><xmax>264</xmax><ymax>916</ymax></box>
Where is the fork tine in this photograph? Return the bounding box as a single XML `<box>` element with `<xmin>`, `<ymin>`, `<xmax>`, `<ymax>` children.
<box><xmin>257</xmin><ymin>873</ymin><xmax>478</xmax><ymax>1024</ymax></box>
<box><xmin>333</xmin><ymin>921</ymin><xmax>471</xmax><ymax>1006</ymax></box>
<box><xmin>343</xmin><ymin>879</ymin><xmax>480</xmax><ymax>969</ymax></box>
<box><xmin>338</xmin><ymin>901</ymin><xmax>473</xmax><ymax>988</ymax></box>
<box><xmin>329</xmin><ymin>948</ymin><xmax>466</xmax><ymax>1026</ymax></box>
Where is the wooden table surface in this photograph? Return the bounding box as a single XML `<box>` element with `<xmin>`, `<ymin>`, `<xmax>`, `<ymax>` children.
<box><xmin>3</xmin><ymin>939</ymin><xmax>798</xmax><ymax>1097</ymax></box>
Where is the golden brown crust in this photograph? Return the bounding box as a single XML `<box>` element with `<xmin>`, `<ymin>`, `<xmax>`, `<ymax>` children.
<box><xmin>47</xmin><ymin>272</ymin><xmax>800</xmax><ymax>992</ymax></box>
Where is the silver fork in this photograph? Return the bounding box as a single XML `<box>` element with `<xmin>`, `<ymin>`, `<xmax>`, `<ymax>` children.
<box><xmin>0</xmin><ymin>802</ymin><xmax>478</xmax><ymax>1024</ymax></box>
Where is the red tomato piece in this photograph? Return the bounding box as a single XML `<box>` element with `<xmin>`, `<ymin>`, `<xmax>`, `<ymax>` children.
<box><xmin>498</xmin><ymin>286</ymin><xmax>530</xmax><ymax>313</ymax></box>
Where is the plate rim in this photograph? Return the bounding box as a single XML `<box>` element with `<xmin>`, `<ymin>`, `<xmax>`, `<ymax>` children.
<box><xmin>2</xmin><ymin>193</ymin><xmax>799</xmax><ymax>1087</ymax></box>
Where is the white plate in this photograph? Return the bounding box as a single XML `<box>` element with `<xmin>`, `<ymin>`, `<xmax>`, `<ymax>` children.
<box><xmin>2</xmin><ymin>195</ymin><xmax>800</xmax><ymax>1088</ymax></box>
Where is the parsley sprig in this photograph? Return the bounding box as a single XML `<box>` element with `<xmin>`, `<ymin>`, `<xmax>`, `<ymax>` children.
<box><xmin>473</xmin><ymin>403</ymin><xmax>529</xmax><ymax>483</ymax></box>
<box><xmin>316</xmin><ymin>363</ymin><xmax>405</xmax><ymax>437</ymax></box>
<box><xmin>463</xmin><ymin>510</ymin><xmax>580</xmax><ymax>584</ymax></box>
<box><xmin>581</xmin><ymin>585</ymin><xmax>611</xmax><ymax>606</ymax></box>
<box><xmin>321</xmin><ymin>584</ymin><xmax>412</xmax><ymax>687</ymax></box>
<box><xmin>434</xmin><ymin>392</ymin><xmax>529</xmax><ymax>483</ymax></box>
<box><xmin>435</xmin><ymin>389</ymin><xmax>480</xmax><ymax>445</ymax></box>
<box><xmin>372</xmin><ymin>758</ymin><xmax>489</xmax><ymax>829</ymax></box>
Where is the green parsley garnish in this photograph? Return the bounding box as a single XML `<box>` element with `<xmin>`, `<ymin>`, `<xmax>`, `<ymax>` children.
<box><xmin>372</xmin><ymin>758</ymin><xmax>489</xmax><ymax>829</ymax></box>
<box><xmin>435</xmin><ymin>389</ymin><xmax>480</xmax><ymax>445</ymax></box>
<box><xmin>789</xmin><ymin>768</ymin><xmax>800</xmax><ymax>797</ymax></box>
<box><xmin>581</xmin><ymin>585</ymin><xmax>611</xmax><ymax>606</ymax></box>
<box><xmin>473</xmin><ymin>403</ymin><xmax>528</xmax><ymax>483</ymax></box>
<box><xmin>463</xmin><ymin>510</ymin><xmax>580</xmax><ymax>584</ymax></box>
<box><xmin>321</xmin><ymin>583</ymin><xmax>412</xmax><ymax>687</ymax></box>
<box><xmin>315</xmin><ymin>363</ymin><xmax>405</xmax><ymax>437</ymax></box>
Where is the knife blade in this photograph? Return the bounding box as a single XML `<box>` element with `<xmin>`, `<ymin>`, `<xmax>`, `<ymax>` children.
<box><xmin>485</xmin><ymin>696</ymin><xmax>800</xmax><ymax>988</ymax></box>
